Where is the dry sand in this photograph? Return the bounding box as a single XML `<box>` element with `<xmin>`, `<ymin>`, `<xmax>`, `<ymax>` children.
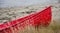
<box><xmin>0</xmin><ymin>3</ymin><xmax>60</xmax><ymax>24</ymax></box>
<box><xmin>0</xmin><ymin>4</ymin><xmax>47</xmax><ymax>24</ymax></box>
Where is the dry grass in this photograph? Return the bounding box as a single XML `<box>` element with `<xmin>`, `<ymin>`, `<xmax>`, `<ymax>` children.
<box><xmin>18</xmin><ymin>20</ymin><xmax>60</xmax><ymax>33</ymax></box>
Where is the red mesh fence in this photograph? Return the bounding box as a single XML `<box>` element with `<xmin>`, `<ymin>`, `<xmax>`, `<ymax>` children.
<box><xmin>0</xmin><ymin>6</ymin><xmax>52</xmax><ymax>33</ymax></box>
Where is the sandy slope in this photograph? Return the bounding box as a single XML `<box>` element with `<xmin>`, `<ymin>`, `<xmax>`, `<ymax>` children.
<box><xmin>0</xmin><ymin>3</ymin><xmax>60</xmax><ymax>25</ymax></box>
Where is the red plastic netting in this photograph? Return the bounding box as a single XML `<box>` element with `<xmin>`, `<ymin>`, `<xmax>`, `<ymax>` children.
<box><xmin>0</xmin><ymin>6</ymin><xmax>52</xmax><ymax>33</ymax></box>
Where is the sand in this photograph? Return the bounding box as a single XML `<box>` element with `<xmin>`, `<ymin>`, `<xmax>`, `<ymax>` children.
<box><xmin>0</xmin><ymin>3</ymin><xmax>60</xmax><ymax>24</ymax></box>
